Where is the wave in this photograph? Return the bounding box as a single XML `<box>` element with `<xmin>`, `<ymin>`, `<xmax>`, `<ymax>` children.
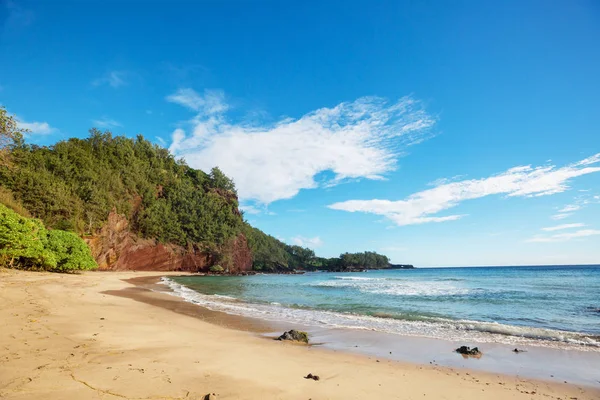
<box><xmin>433</xmin><ymin>278</ymin><xmax>466</xmax><ymax>282</ymax></box>
<box><xmin>213</xmin><ymin>294</ymin><xmax>238</xmax><ymax>300</ymax></box>
<box><xmin>333</xmin><ymin>276</ymin><xmax>380</xmax><ymax>281</ymax></box>
<box><xmin>159</xmin><ymin>277</ymin><xmax>600</xmax><ymax>351</ymax></box>
<box><xmin>313</xmin><ymin>278</ymin><xmax>472</xmax><ymax>297</ymax></box>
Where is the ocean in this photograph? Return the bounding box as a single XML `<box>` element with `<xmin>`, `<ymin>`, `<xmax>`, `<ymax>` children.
<box><xmin>163</xmin><ymin>265</ymin><xmax>600</xmax><ymax>351</ymax></box>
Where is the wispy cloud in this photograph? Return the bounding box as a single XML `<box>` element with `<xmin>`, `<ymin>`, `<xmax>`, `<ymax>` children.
<box><xmin>166</xmin><ymin>88</ymin><xmax>228</xmax><ymax>114</ymax></box>
<box><xmin>541</xmin><ymin>223</ymin><xmax>585</xmax><ymax>232</ymax></box>
<box><xmin>16</xmin><ymin>118</ymin><xmax>56</xmax><ymax>135</ymax></box>
<box><xmin>3</xmin><ymin>1</ymin><xmax>35</xmax><ymax>36</ymax></box>
<box><xmin>168</xmin><ymin>90</ymin><xmax>436</xmax><ymax>204</ymax></box>
<box><xmin>558</xmin><ymin>204</ymin><xmax>580</xmax><ymax>213</ymax></box>
<box><xmin>329</xmin><ymin>154</ymin><xmax>600</xmax><ymax>226</ymax></box>
<box><xmin>291</xmin><ymin>236</ymin><xmax>323</xmax><ymax>248</ymax></box>
<box><xmin>526</xmin><ymin>229</ymin><xmax>600</xmax><ymax>243</ymax></box>
<box><xmin>239</xmin><ymin>203</ymin><xmax>276</xmax><ymax>215</ymax></box>
<box><xmin>92</xmin><ymin>117</ymin><xmax>122</xmax><ymax>128</ymax></box>
<box><xmin>379</xmin><ymin>246</ymin><xmax>408</xmax><ymax>252</ymax></box>
<box><xmin>552</xmin><ymin>193</ymin><xmax>600</xmax><ymax>220</ymax></box>
<box><xmin>551</xmin><ymin>213</ymin><xmax>572</xmax><ymax>220</ymax></box>
<box><xmin>240</xmin><ymin>204</ymin><xmax>261</xmax><ymax>215</ymax></box>
<box><xmin>92</xmin><ymin>71</ymin><xmax>128</xmax><ymax>88</ymax></box>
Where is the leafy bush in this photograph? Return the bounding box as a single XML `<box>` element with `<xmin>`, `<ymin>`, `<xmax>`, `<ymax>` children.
<box><xmin>209</xmin><ymin>265</ymin><xmax>224</xmax><ymax>273</ymax></box>
<box><xmin>45</xmin><ymin>230</ymin><xmax>97</xmax><ymax>272</ymax></box>
<box><xmin>0</xmin><ymin>204</ymin><xmax>97</xmax><ymax>272</ymax></box>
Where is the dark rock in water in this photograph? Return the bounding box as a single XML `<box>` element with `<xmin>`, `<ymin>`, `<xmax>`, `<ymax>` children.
<box><xmin>513</xmin><ymin>348</ymin><xmax>527</xmax><ymax>353</ymax></box>
<box><xmin>277</xmin><ymin>330</ymin><xmax>309</xmax><ymax>343</ymax></box>
<box><xmin>455</xmin><ymin>346</ymin><xmax>482</xmax><ymax>356</ymax></box>
<box><xmin>304</xmin><ymin>373</ymin><xmax>320</xmax><ymax>381</ymax></box>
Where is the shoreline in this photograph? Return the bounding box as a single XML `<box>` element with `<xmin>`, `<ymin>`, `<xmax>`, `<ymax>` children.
<box><xmin>1</xmin><ymin>270</ymin><xmax>598</xmax><ymax>399</ymax></box>
<box><xmin>155</xmin><ymin>275</ymin><xmax>600</xmax><ymax>388</ymax></box>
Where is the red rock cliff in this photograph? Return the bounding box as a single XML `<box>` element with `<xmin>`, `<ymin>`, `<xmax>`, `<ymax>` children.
<box><xmin>84</xmin><ymin>211</ymin><xmax>253</xmax><ymax>272</ymax></box>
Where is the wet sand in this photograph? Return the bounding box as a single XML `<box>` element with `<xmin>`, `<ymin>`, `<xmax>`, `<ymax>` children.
<box><xmin>1</xmin><ymin>269</ymin><xmax>598</xmax><ymax>399</ymax></box>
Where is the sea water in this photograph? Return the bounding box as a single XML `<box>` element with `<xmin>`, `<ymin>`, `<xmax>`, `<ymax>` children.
<box><xmin>164</xmin><ymin>265</ymin><xmax>600</xmax><ymax>351</ymax></box>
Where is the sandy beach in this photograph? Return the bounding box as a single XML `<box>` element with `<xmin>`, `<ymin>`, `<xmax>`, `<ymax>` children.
<box><xmin>1</xmin><ymin>270</ymin><xmax>598</xmax><ymax>400</ymax></box>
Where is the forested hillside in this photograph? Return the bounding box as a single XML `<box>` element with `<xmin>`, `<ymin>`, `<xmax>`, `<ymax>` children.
<box><xmin>0</xmin><ymin>106</ymin><xmax>402</xmax><ymax>272</ymax></box>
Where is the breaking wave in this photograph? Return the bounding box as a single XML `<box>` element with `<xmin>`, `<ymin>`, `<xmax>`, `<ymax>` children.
<box><xmin>159</xmin><ymin>277</ymin><xmax>600</xmax><ymax>351</ymax></box>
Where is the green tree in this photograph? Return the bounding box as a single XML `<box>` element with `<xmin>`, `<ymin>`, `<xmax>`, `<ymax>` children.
<box><xmin>0</xmin><ymin>106</ymin><xmax>26</xmax><ymax>167</ymax></box>
<box><xmin>209</xmin><ymin>166</ymin><xmax>236</xmax><ymax>193</ymax></box>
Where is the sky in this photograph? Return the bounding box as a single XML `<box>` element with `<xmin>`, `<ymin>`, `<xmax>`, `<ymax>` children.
<box><xmin>1</xmin><ymin>0</ymin><xmax>599</xmax><ymax>266</ymax></box>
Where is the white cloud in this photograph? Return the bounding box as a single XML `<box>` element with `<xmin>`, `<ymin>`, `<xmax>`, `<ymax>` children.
<box><xmin>16</xmin><ymin>119</ymin><xmax>56</xmax><ymax>135</ymax></box>
<box><xmin>168</xmin><ymin>91</ymin><xmax>435</xmax><ymax>204</ymax></box>
<box><xmin>526</xmin><ymin>229</ymin><xmax>600</xmax><ymax>243</ymax></box>
<box><xmin>541</xmin><ymin>223</ymin><xmax>585</xmax><ymax>232</ymax></box>
<box><xmin>239</xmin><ymin>203</ymin><xmax>276</xmax><ymax>215</ymax></box>
<box><xmin>92</xmin><ymin>117</ymin><xmax>122</xmax><ymax>128</ymax></box>
<box><xmin>329</xmin><ymin>154</ymin><xmax>600</xmax><ymax>226</ymax></box>
<box><xmin>166</xmin><ymin>88</ymin><xmax>228</xmax><ymax>114</ymax></box>
<box><xmin>92</xmin><ymin>71</ymin><xmax>128</xmax><ymax>88</ymax></box>
<box><xmin>558</xmin><ymin>204</ymin><xmax>580</xmax><ymax>213</ymax></box>
<box><xmin>291</xmin><ymin>236</ymin><xmax>323</xmax><ymax>248</ymax></box>
<box><xmin>379</xmin><ymin>246</ymin><xmax>408</xmax><ymax>252</ymax></box>
<box><xmin>240</xmin><ymin>204</ymin><xmax>261</xmax><ymax>215</ymax></box>
<box><xmin>551</xmin><ymin>213</ymin><xmax>572</xmax><ymax>220</ymax></box>
<box><xmin>155</xmin><ymin>137</ymin><xmax>166</xmax><ymax>147</ymax></box>
<box><xmin>552</xmin><ymin>193</ymin><xmax>600</xmax><ymax>219</ymax></box>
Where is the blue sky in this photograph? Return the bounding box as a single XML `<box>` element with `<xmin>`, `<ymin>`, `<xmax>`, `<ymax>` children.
<box><xmin>1</xmin><ymin>0</ymin><xmax>599</xmax><ymax>266</ymax></box>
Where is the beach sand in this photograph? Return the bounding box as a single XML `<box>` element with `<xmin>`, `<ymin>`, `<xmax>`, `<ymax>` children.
<box><xmin>1</xmin><ymin>270</ymin><xmax>598</xmax><ymax>400</ymax></box>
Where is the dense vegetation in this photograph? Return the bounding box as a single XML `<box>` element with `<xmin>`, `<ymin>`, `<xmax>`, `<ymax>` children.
<box><xmin>0</xmin><ymin>106</ymin><xmax>399</xmax><ymax>272</ymax></box>
<box><xmin>0</xmin><ymin>203</ymin><xmax>97</xmax><ymax>272</ymax></box>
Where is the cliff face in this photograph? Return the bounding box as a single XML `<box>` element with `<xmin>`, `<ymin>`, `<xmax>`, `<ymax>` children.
<box><xmin>85</xmin><ymin>211</ymin><xmax>252</xmax><ymax>272</ymax></box>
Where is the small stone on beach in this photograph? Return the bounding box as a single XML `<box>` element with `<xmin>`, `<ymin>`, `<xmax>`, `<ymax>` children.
<box><xmin>304</xmin><ymin>373</ymin><xmax>320</xmax><ymax>381</ymax></box>
<box><xmin>277</xmin><ymin>330</ymin><xmax>309</xmax><ymax>343</ymax></box>
<box><xmin>455</xmin><ymin>346</ymin><xmax>482</xmax><ymax>356</ymax></box>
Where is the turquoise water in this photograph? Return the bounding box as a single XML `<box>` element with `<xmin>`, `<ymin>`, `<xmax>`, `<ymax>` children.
<box><xmin>166</xmin><ymin>265</ymin><xmax>600</xmax><ymax>350</ymax></box>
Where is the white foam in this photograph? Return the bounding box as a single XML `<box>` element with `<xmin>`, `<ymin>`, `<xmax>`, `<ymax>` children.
<box><xmin>159</xmin><ymin>277</ymin><xmax>600</xmax><ymax>352</ymax></box>
<box><xmin>213</xmin><ymin>294</ymin><xmax>238</xmax><ymax>300</ymax></box>
<box><xmin>314</xmin><ymin>278</ymin><xmax>471</xmax><ymax>296</ymax></box>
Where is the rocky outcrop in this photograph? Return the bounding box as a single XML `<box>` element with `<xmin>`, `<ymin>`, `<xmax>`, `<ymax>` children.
<box><xmin>84</xmin><ymin>211</ymin><xmax>252</xmax><ymax>273</ymax></box>
<box><xmin>277</xmin><ymin>330</ymin><xmax>309</xmax><ymax>343</ymax></box>
<box><xmin>220</xmin><ymin>233</ymin><xmax>253</xmax><ymax>272</ymax></box>
<box><xmin>455</xmin><ymin>346</ymin><xmax>482</xmax><ymax>356</ymax></box>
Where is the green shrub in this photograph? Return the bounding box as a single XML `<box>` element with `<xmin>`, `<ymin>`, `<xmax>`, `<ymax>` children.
<box><xmin>0</xmin><ymin>203</ymin><xmax>55</xmax><ymax>269</ymax></box>
<box><xmin>209</xmin><ymin>265</ymin><xmax>224</xmax><ymax>273</ymax></box>
<box><xmin>45</xmin><ymin>230</ymin><xmax>97</xmax><ymax>272</ymax></box>
<box><xmin>0</xmin><ymin>204</ymin><xmax>97</xmax><ymax>272</ymax></box>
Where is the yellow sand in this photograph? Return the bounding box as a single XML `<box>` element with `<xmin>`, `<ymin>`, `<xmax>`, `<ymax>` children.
<box><xmin>1</xmin><ymin>270</ymin><xmax>598</xmax><ymax>400</ymax></box>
